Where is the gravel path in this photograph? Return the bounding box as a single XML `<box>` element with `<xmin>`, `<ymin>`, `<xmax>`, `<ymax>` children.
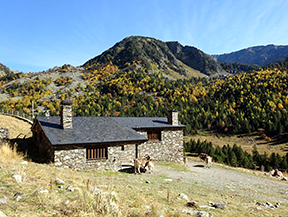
<box><xmin>155</xmin><ymin>159</ymin><xmax>288</xmax><ymax>203</ymax></box>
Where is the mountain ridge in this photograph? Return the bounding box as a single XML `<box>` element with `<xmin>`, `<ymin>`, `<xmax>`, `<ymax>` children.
<box><xmin>1</xmin><ymin>36</ymin><xmax>288</xmax><ymax>79</ymax></box>
<box><xmin>212</xmin><ymin>44</ymin><xmax>288</xmax><ymax>66</ymax></box>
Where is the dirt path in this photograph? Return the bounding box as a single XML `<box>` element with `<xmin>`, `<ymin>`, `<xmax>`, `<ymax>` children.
<box><xmin>155</xmin><ymin>159</ymin><xmax>288</xmax><ymax>203</ymax></box>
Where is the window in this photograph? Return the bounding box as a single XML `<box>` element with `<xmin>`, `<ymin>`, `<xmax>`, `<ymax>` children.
<box><xmin>147</xmin><ymin>130</ymin><xmax>161</xmax><ymax>141</ymax></box>
<box><xmin>86</xmin><ymin>147</ymin><xmax>107</xmax><ymax>160</ymax></box>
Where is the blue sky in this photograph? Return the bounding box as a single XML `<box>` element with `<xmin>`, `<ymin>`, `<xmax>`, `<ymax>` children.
<box><xmin>1</xmin><ymin>0</ymin><xmax>288</xmax><ymax>73</ymax></box>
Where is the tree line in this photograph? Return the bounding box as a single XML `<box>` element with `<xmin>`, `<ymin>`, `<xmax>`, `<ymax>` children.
<box><xmin>184</xmin><ymin>139</ymin><xmax>288</xmax><ymax>172</ymax></box>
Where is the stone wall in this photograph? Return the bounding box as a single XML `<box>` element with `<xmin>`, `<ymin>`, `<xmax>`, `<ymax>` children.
<box><xmin>137</xmin><ymin>129</ymin><xmax>183</xmax><ymax>163</ymax></box>
<box><xmin>52</xmin><ymin>128</ymin><xmax>184</xmax><ymax>170</ymax></box>
<box><xmin>54</xmin><ymin>144</ymin><xmax>137</xmax><ymax>170</ymax></box>
<box><xmin>0</xmin><ymin>127</ymin><xmax>9</xmax><ymax>141</ymax></box>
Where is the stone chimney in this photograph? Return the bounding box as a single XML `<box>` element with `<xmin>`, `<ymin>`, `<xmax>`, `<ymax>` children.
<box><xmin>60</xmin><ymin>99</ymin><xmax>73</xmax><ymax>129</ymax></box>
<box><xmin>45</xmin><ymin>110</ymin><xmax>50</xmax><ymax>117</ymax></box>
<box><xmin>168</xmin><ymin>111</ymin><xmax>178</xmax><ymax>125</ymax></box>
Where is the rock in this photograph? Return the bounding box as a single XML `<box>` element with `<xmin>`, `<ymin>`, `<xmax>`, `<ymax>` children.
<box><xmin>12</xmin><ymin>174</ymin><xmax>22</xmax><ymax>183</ymax></box>
<box><xmin>61</xmin><ymin>200</ymin><xmax>69</xmax><ymax>205</ymax></box>
<box><xmin>0</xmin><ymin>211</ymin><xmax>8</xmax><ymax>217</ymax></box>
<box><xmin>18</xmin><ymin>161</ymin><xmax>28</xmax><ymax>165</ymax></box>
<box><xmin>54</xmin><ymin>178</ymin><xmax>65</xmax><ymax>185</ymax></box>
<box><xmin>197</xmin><ymin>211</ymin><xmax>210</xmax><ymax>217</ymax></box>
<box><xmin>163</xmin><ymin>179</ymin><xmax>173</xmax><ymax>182</ymax></box>
<box><xmin>145</xmin><ymin>181</ymin><xmax>151</xmax><ymax>184</ymax></box>
<box><xmin>15</xmin><ymin>195</ymin><xmax>22</xmax><ymax>201</ymax></box>
<box><xmin>212</xmin><ymin>201</ymin><xmax>227</xmax><ymax>209</ymax></box>
<box><xmin>199</xmin><ymin>206</ymin><xmax>215</xmax><ymax>210</ymax></box>
<box><xmin>256</xmin><ymin>201</ymin><xmax>265</xmax><ymax>206</ymax></box>
<box><xmin>144</xmin><ymin>205</ymin><xmax>151</xmax><ymax>210</ymax></box>
<box><xmin>0</xmin><ymin>166</ymin><xmax>2</xmax><ymax>169</ymax></box>
<box><xmin>155</xmin><ymin>210</ymin><xmax>164</xmax><ymax>217</ymax></box>
<box><xmin>14</xmin><ymin>192</ymin><xmax>23</xmax><ymax>197</ymax></box>
<box><xmin>181</xmin><ymin>209</ymin><xmax>209</xmax><ymax>217</ymax></box>
<box><xmin>179</xmin><ymin>193</ymin><xmax>189</xmax><ymax>201</ymax></box>
<box><xmin>14</xmin><ymin>192</ymin><xmax>23</xmax><ymax>201</ymax></box>
<box><xmin>186</xmin><ymin>201</ymin><xmax>197</xmax><ymax>207</ymax></box>
<box><xmin>33</xmin><ymin>188</ymin><xmax>49</xmax><ymax>195</ymax></box>
<box><xmin>66</xmin><ymin>186</ymin><xmax>74</xmax><ymax>192</ymax></box>
<box><xmin>265</xmin><ymin>202</ymin><xmax>274</xmax><ymax>208</ymax></box>
<box><xmin>273</xmin><ymin>169</ymin><xmax>283</xmax><ymax>178</ymax></box>
<box><xmin>58</xmin><ymin>185</ymin><xmax>63</xmax><ymax>189</ymax></box>
<box><xmin>275</xmin><ymin>202</ymin><xmax>281</xmax><ymax>208</ymax></box>
<box><xmin>0</xmin><ymin>198</ymin><xmax>7</xmax><ymax>204</ymax></box>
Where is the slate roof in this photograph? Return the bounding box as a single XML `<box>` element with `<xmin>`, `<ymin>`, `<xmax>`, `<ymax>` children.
<box><xmin>111</xmin><ymin>117</ymin><xmax>186</xmax><ymax>129</ymax></box>
<box><xmin>36</xmin><ymin>116</ymin><xmax>185</xmax><ymax>146</ymax></box>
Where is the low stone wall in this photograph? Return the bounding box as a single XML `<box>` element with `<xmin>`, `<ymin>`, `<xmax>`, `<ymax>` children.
<box><xmin>52</xmin><ymin>128</ymin><xmax>184</xmax><ymax>170</ymax></box>
<box><xmin>0</xmin><ymin>127</ymin><xmax>9</xmax><ymax>141</ymax></box>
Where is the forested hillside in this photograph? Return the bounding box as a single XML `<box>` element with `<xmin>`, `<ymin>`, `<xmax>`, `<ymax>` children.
<box><xmin>1</xmin><ymin>60</ymin><xmax>288</xmax><ymax>140</ymax></box>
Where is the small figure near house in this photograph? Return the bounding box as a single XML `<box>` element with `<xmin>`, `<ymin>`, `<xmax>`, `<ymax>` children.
<box><xmin>199</xmin><ymin>153</ymin><xmax>212</xmax><ymax>168</ymax></box>
<box><xmin>134</xmin><ymin>156</ymin><xmax>150</xmax><ymax>174</ymax></box>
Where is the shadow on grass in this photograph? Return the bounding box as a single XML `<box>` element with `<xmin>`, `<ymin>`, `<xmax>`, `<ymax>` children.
<box><xmin>118</xmin><ymin>164</ymin><xmax>149</xmax><ymax>174</ymax></box>
<box><xmin>193</xmin><ymin>165</ymin><xmax>205</xmax><ymax>168</ymax></box>
<box><xmin>10</xmin><ymin>137</ymin><xmax>42</xmax><ymax>163</ymax></box>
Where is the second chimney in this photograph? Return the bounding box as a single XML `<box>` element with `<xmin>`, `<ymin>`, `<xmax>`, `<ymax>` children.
<box><xmin>60</xmin><ymin>99</ymin><xmax>73</xmax><ymax>129</ymax></box>
<box><xmin>168</xmin><ymin>111</ymin><xmax>178</xmax><ymax>125</ymax></box>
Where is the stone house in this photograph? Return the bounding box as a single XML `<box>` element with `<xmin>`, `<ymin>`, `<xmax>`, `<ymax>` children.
<box><xmin>32</xmin><ymin>99</ymin><xmax>185</xmax><ymax>170</ymax></box>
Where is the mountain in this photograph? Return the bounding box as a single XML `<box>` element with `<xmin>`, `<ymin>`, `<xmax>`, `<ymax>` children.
<box><xmin>166</xmin><ymin>41</ymin><xmax>223</xmax><ymax>75</ymax></box>
<box><xmin>83</xmin><ymin>36</ymin><xmax>225</xmax><ymax>78</ymax></box>
<box><xmin>212</xmin><ymin>44</ymin><xmax>288</xmax><ymax>66</ymax></box>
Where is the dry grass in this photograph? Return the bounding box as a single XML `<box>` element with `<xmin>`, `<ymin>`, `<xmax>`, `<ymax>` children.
<box><xmin>0</xmin><ymin>149</ymin><xmax>288</xmax><ymax>216</ymax></box>
<box><xmin>0</xmin><ymin>114</ymin><xmax>32</xmax><ymax>139</ymax></box>
<box><xmin>185</xmin><ymin>130</ymin><xmax>288</xmax><ymax>156</ymax></box>
<box><xmin>0</xmin><ymin>142</ymin><xmax>25</xmax><ymax>163</ymax></box>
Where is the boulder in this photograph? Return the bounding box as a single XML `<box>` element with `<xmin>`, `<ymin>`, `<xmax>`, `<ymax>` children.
<box><xmin>273</xmin><ymin>169</ymin><xmax>283</xmax><ymax>178</ymax></box>
<box><xmin>212</xmin><ymin>201</ymin><xmax>227</xmax><ymax>209</ymax></box>
<box><xmin>12</xmin><ymin>174</ymin><xmax>22</xmax><ymax>183</ymax></box>
<box><xmin>179</xmin><ymin>193</ymin><xmax>189</xmax><ymax>201</ymax></box>
<box><xmin>61</xmin><ymin>200</ymin><xmax>70</xmax><ymax>205</ymax></box>
<box><xmin>186</xmin><ymin>201</ymin><xmax>197</xmax><ymax>207</ymax></box>
<box><xmin>181</xmin><ymin>209</ymin><xmax>210</xmax><ymax>217</ymax></box>
<box><xmin>33</xmin><ymin>188</ymin><xmax>49</xmax><ymax>195</ymax></box>
<box><xmin>54</xmin><ymin>178</ymin><xmax>65</xmax><ymax>185</ymax></box>
<box><xmin>0</xmin><ymin>199</ymin><xmax>7</xmax><ymax>204</ymax></box>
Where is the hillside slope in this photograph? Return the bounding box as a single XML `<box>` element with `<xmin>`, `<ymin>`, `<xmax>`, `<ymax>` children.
<box><xmin>212</xmin><ymin>44</ymin><xmax>288</xmax><ymax>66</ymax></box>
<box><xmin>0</xmin><ymin>145</ymin><xmax>287</xmax><ymax>217</ymax></box>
